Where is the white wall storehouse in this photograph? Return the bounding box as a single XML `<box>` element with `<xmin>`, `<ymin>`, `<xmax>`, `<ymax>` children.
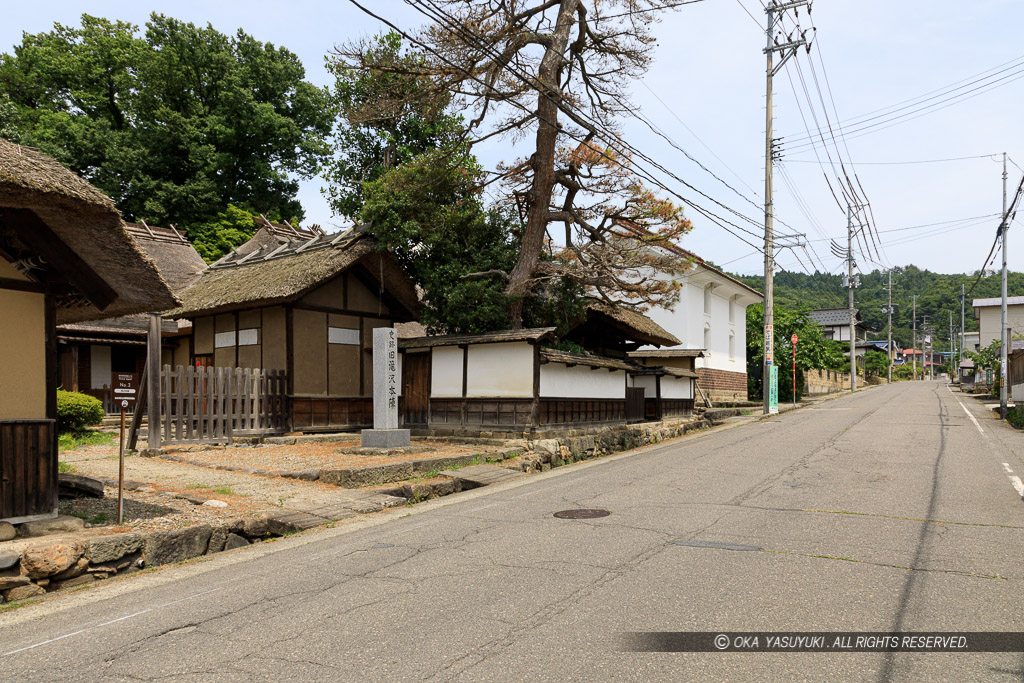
<box><xmin>973</xmin><ymin>296</ymin><xmax>1024</xmax><ymax>348</ymax></box>
<box><xmin>638</xmin><ymin>252</ymin><xmax>763</xmax><ymax>402</ymax></box>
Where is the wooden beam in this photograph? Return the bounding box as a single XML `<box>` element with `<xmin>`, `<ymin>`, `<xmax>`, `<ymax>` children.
<box><xmin>2</xmin><ymin>208</ymin><xmax>118</xmax><ymax>310</ymax></box>
<box><xmin>146</xmin><ymin>314</ymin><xmax>162</xmax><ymax>449</ymax></box>
<box><xmin>0</xmin><ymin>277</ymin><xmax>45</xmax><ymax>294</ymax></box>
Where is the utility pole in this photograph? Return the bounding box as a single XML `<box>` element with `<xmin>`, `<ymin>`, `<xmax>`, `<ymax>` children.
<box><xmin>912</xmin><ymin>295</ymin><xmax>918</xmax><ymax>380</ymax></box>
<box><xmin>883</xmin><ymin>270</ymin><xmax>894</xmax><ymax>383</ymax></box>
<box><xmin>761</xmin><ymin>0</ymin><xmax>811</xmax><ymax>414</ymax></box>
<box><xmin>949</xmin><ymin>310</ymin><xmax>954</xmax><ymax>381</ymax></box>
<box><xmin>847</xmin><ymin>205</ymin><xmax>857</xmax><ymax>391</ymax></box>
<box><xmin>1000</xmin><ymin>152</ymin><xmax>1009</xmax><ymax>419</ymax></box>
<box><xmin>960</xmin><ymin>283</ymin><xmax>965</xmax><ymax>384</ymax></box>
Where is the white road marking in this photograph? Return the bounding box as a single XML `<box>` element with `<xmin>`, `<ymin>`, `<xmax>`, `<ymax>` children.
<box><xmin>1004</xmin><ymin>463</ymin><xmax>1014</xmax><ymax>474</ymax></box>
<box><xmin>1010</xmin><ymin>476</ymin><xmax>1024</xmax><ymax>497</ymax></box>
<box><xmin>956</xmin><ymin>399</ymin><xmax>987</xmax><ymax>438</ymax></box>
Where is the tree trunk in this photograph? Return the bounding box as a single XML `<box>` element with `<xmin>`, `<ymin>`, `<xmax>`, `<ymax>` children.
<box><xmin>505</xmin><ymin>0</ymin><xmax>577</xmax><ymax>328</ymax></box>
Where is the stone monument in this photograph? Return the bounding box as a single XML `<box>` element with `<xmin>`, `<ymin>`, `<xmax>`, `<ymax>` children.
<box><xmin>361</xmin><ymin>327</ymin><xmax>411</xmax><ymax>448</ymax></box>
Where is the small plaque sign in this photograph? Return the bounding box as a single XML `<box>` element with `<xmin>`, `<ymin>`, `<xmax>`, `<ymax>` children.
<box><xmin>112</xmin><ymin>372</ymin><xmax>139</xmax><ymax>404</ymax></box>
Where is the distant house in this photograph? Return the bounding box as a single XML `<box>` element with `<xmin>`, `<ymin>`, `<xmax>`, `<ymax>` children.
<box><xmin>972</xmin><ymin>297</ymin><xmax>1024</xmax><ymax>348</ymax></box>
<box><xmin>0</xmin><ymin>139</ymin><xmax>176</xmax><ymax>523</ymax></box>
<box><xmin>962</xmin><ymin>331</ymin><xmax>980</xmax><ymax>353</ymax></box>
<box><xmin>169</xmin><ymin>226</ymin><xmax>420</xmax><ymax>432</ymax></box>
<box><xmin>808</xmin><ymin>308</ymin><xmax>873</xmax><ymax>343</ymax></box>
<box><xmin>56</xmin><ymin>222</ymin><xmax>206</xmax><ymax>411</ymax></box>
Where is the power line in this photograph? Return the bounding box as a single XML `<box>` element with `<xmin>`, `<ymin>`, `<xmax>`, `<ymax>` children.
<box><xmin>784</xmin><ymin>154</ymin><xmax>1001</xmax><ymax>166</ymax></box>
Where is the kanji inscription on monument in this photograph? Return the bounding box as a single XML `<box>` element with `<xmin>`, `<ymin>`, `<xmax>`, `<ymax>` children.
<box><xmin>361</xmin><ymin>327</ymin><xmax>410</xmax><ymax>447</ymax></box>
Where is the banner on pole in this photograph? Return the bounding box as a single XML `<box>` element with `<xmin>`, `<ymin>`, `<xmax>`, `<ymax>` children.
<box><xmin>768</xmin><ymin>365</ymin><xmax>779</xmax><ymax>414</ymax></box>
<box><xmin>764</xmin><ymin>325</ymin><xmax>774</xmax><ymax>364</ymax></box>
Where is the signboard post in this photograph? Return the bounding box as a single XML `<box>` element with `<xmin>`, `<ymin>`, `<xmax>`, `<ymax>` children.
<box><xmin>112</xmin><ymin>372</ymin><xmax>139</xmax><ymax>523</ymax></box>
<box><xmin>768</xmin><ymin>365</ymin><xmax>779</xmax><ymax>415</ymax></box>
<box><xmin>791</xmin><ymin>334</ymin><xmax>798</xmax><ymax>406</ymax></box>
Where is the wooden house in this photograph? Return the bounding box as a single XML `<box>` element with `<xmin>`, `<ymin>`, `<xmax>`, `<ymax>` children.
<box><xmin>56</xmin><ymin>222</ymin><xmax>206</xmax><ymax>410</ymax></box>
<box><xmin>169</xmin><ymin>226</ymin><xmax>419</xmax><ymax>432</ymax></box>
<box><xmin>398</xmin><ymin>306</ymin><xmax>696</xmax><ymax>435</ymax></box>
<box><xmin>0</xmin><ymin>139</ymin><xmax>176</xmax><ymax>523</ymax></box>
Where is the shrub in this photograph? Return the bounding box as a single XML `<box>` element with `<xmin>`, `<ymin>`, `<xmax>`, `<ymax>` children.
<box><xmin>56</xmin><ymin>390</ymin><xmax>105</xmax><ymax>432</ymax></box>
<box><xmin>1008</xmin><ymin>406</ymin><xmax>1024</xmax><ymax>430</ymax></box>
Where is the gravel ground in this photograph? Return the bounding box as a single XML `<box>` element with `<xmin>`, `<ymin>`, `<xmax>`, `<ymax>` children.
<box><xmin>56</xmin><ymin>436</ymin><xmax>501</xmax><ymax>535</ymax></box>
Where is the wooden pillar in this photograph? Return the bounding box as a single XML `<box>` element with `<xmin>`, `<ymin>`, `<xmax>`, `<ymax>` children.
<box><xmin>147</xmin><ymin>313</ymin><xmax>162</xmax><ymax>449</ymax></box>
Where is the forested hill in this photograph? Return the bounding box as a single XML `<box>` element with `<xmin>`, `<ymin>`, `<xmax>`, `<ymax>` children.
<box><xmin>729</xmin><ymin>266</ymin><xmax>1024</xmax><ymax>350</ymax></box>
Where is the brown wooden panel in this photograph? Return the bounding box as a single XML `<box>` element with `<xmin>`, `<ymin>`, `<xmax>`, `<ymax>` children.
<box><xmin>0</xmin><ymin>421</ymin><xmax>55</xmax><ymax>521</ymax></box>
<box><xmin>402</xmin><ymin>353</ymin><xmax>430</xmax><ymax>426</ymax></box>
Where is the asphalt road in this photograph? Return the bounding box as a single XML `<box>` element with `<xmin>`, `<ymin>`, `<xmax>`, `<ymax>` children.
<box><xmin>3</xmin><ymin>380</ymin><xmax>1024</xmax><ymax>681</ymax></box>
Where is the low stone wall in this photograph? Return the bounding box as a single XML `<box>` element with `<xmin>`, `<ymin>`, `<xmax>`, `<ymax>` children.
<box><xmin>696</xmin><ymin>368</ymin><xmax>748</xmax><ymax>403</ymax></box>
<box><xmin>805</xmin><ymin>369</ymin><xmax>853</xmax><ymax>395</ymax></box>
<box><xmin>0</xmin><ymin>512</ymin><xmax>311</xmax><ymax>605</ymax></box>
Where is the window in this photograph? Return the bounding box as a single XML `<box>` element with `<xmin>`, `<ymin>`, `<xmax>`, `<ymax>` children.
<box><xmin>237</xmin><ymin>328</ymin><xmax>258</xmax><ymax>346</ymax></box>
<box><xmin>704</xmin><ymin>285</ymin><xmax>712</xmax><ymax>315</ymax></box>
<box><xmin>214</xmin><ymin>331</ymin><xmax>236</xmax><ymax>349</ymax></box>
<box><xmin>328</xmin><ymin>327</ymin><xmax>360</xmax><ymax>345</ymax></box>
<box><xmin>729</xmin><ymin>298</ymin><xmax>736</xmax><ymax>324</ymax></box>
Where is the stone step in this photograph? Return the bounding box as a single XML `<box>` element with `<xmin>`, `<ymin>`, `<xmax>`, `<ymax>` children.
<box><xmin>439</xmin><ymin>464</ymin><xmax>526</xmax><ymax>489</ymax></box>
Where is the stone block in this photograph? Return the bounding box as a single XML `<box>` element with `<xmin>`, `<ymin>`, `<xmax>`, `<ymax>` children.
<box><xmin>360</xmin><ymin>428</ymin><xmax>411</xmax><ymax>449</ymax></box>
<box><xmin>319</xmin><ymin>462</ymin><xmax>413</xmax><ymax>488</ymax></box>
<box><xmin>52</xmin><ymin>558</ymin><xmax>89</xmax><ymax>582</ymax></box>
<box><xmin>533</xmin><ymin>439</ymin><xmax>560</xmax><ymax>455</ymax></box>
<box><xmin>143</xmin><ymin>526</ymin><xmax>212</xmax><ymax>567</ymax></box>
<box><xmin>21</xmin><ymin>541</ymin><xmax>86</xmax><ymax>579</ymax></box>
<box><xmin>0</xmin><ymin>521</ymin><xmax>16</xmax><ymax>542</ymax></box>
<box><xmin>57</xmin><ymin>473</ymin><xmax>105</xmax><ymax>499</ymax></box>
<box><xmin>18</xmin><ymin>515</ymin><xmax>85</xmax><ymax>538</ymax></box>
<box><xmin>224</xmin><ymin>533</ymin><xmax>250</xmax><ymax>551</ymax></box>
<box><xmin>5</xmin><ymin>584</ymin><xmax>45</xmax><ymax>602</ymax></box>
<box><xmin>87</xmin><ymin>533</ymin><xmax>142</xmax><ymax>564</ymax></box>
<box><xmin>0</xmin><ymin>572</ymin><xmax>30</xmax><ymax>591</ymax></box>
<box><xmin>0</xmin><ymin>549</ymin><xmax>20</xmax><ymax>571</ymax></box>
<box><xmin>243</xmin><ymin>516</ymin><xmax>270</xmax><ymax>538</ymax></box>
<box><xmin>50</xmin><ymin>574</ymin><xmax>95</xmax><ymax>591</ymax></box>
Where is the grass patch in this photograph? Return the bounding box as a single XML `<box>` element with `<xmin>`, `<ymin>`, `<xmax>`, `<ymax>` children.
<box><xmin>186</xmin><ymin>484</ymin><xmax>212</xmax><ymax>489</ymax></box>
<box><xmin>58</xmin><ymin>461</ymin><xmax>77</xmax><ymax>474</ymax></box>
<box><xmin>1007</xmin><ymin>405</ymin><xmax>1024</xmax><ymax>429</ymax></box>
<box><xmin>213</xmin><ymin>487</ymin><xmax>234</xmax><ymax>496</ymax></box>
<box><xmin>58</xmin><ymin>429</ymin><xmax>116</xmax><ymax>452</ymax></box>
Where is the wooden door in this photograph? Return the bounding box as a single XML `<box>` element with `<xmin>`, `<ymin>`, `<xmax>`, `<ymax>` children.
<box><xmin>626</xmin><ymin>387</ymin><xmax>645</xmax><ymax>423</ymax></box>
<box><xmin>402</xmin><ymin>353</ymin><xmax>430</xmax><ymax>427</ymax></box>
<box><xmin>0</xmin><ymin>420</ymin><xmax>57</xmax><ymax>523</ymax></box>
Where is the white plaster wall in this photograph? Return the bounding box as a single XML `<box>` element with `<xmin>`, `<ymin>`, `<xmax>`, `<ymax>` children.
<box><xmin>630</xmin><ymin>375</ymin><xmax>657</xmax><ymax>393</ymax></box>
<box><xmin>661</xmin><ymin>376</ymin><xmax>694</xmax><ymax>399</ymax></box>
<box><xmin>91</xmin><ymin>345</ymin><xmax>112</xmax><ymax>390</ymax></box>
<box><xmin>466</xmin><ymin>343</ymin><xmax>533</xmax><ymax>397</ymax></box>
<box><xmin>978</xmin><ymin>306</ymin><xmax>1024</xmax><ymax>348</ymax></box>
<box><xmin>430</xmin><ymin>346</ymin><xmax>464</xmax><ymax>398</ymax></box>
<box><xmin>540</xmin><ymin>364</ymin><xmax>625</xmax><ymax>399</ymax></box>
<box><xmin>642</xmin><ymin>278</ymin><xmax>751</xmax><ymax>376</ymax></box>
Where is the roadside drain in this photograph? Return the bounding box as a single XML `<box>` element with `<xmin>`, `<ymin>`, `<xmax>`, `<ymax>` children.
<box><xmin>670</xmin><ymin>539</ymin><xmax>761</xmax><ymax>552</ymax></box>
<box><xmin>553</xmin><ymin>509</ymin><xmax>611</xmax><ymax>519</ymax></box>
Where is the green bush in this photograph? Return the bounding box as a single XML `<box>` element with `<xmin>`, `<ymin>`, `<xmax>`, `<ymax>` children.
<box><xmin>1008</xmin><ymin>406</ymin><xmax>1024</xmax><ymax>430</ymax></box>
<box><xmin>56</xmin><ymin>390</ymin><xmax>105</xmax><ymax>432</ymax></box>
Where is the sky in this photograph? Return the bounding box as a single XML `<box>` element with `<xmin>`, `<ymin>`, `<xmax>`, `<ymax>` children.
<box><xmin>3</xmin><ymin>0</ymin><xmax>1023</xmax><ymax>278</ymax></box>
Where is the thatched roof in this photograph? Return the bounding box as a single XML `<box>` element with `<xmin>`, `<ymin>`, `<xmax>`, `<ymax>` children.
<box><xmin>628</xmin><ymin>348</ymin><xmax>704</xmax><ymax>359</ymax></box>
<box><xmin>583</xmin><ymin>301</ymin><xmax>681</xmax><ymax>347</ymax></box>
<box><xmin>539</xmin><ymin>349</ymin><xmax>636</xmax><ymax>371</ymax></box>
<box><xmin>399</xmin><ymin>327</ymin><xmax>556</xmax><ymax>349</ymax></box>
<box><xmin>169</xmin><ymin>230</ymin><xmax>419</xmax><ymax>319</ymax></box>
<box><xmin>0</xmin><ymin>138</ymin><xmax>177</xmax><ymax>323</ymax></box>
<box><xmin>124</xmin><ymin>223</ymin><xmax>206</xmax><ymax>292</ymax></box>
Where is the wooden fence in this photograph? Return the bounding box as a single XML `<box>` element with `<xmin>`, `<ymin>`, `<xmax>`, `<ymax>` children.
<box><xmin>159</xmin><ymin>366</ymin><xmax>287</xmax><ymax>445</ymax></box>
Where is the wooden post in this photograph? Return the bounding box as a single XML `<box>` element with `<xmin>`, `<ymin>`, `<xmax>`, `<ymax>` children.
<box><xmin>127</xmin><ymin>365</ymin><xmax>147</xmax><ymax>451</ymax></box>
<box><xmin>146</xmin><ymin>314</ymin><xmax>162</xmax><ymax>450</ymax></box>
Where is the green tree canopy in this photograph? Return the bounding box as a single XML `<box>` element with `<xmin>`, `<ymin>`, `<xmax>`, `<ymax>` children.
<box><xmin>0</xmin><ymin>13</ymin><xmax>332</xmax><ymax>227</ymax></box>
<box><xmin>323</xmin><ymin>31</ymin><xmax>462</xmax><ymax>220</ymax></box>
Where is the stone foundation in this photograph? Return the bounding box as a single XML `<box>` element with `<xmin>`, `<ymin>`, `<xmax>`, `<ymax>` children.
<box><xmin>696</xmin><ymin>367</ymin><xmax>748</xmax><ymax>402</ymax></box>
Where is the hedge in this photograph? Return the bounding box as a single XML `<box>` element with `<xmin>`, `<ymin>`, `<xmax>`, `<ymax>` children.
<box><xmin>57</xmin><ymin>390</ymin><xmax>105</xmax><ymax>432</ymax></box>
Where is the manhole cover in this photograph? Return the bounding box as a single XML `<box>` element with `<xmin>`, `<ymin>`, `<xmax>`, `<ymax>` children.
<box><xmin>670</xmin><ymin>539</ymin><xmax>761</xmax><ymax>552</ymax></box>
<box><xmin>553</xmin><ymin>509</ymin><xmax>611</xmax><ymax>519</ymax></box>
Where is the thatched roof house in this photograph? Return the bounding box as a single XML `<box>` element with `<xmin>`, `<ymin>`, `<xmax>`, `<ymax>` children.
<box><xmin>0</xmin><ymin>139</ymin><xmax>176</xmax><ymax>323</ymax></box>
<box><xmin>0</xmin><ymin>138</ymin><xmax>177</xmax><ymax>524</ymax></box>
